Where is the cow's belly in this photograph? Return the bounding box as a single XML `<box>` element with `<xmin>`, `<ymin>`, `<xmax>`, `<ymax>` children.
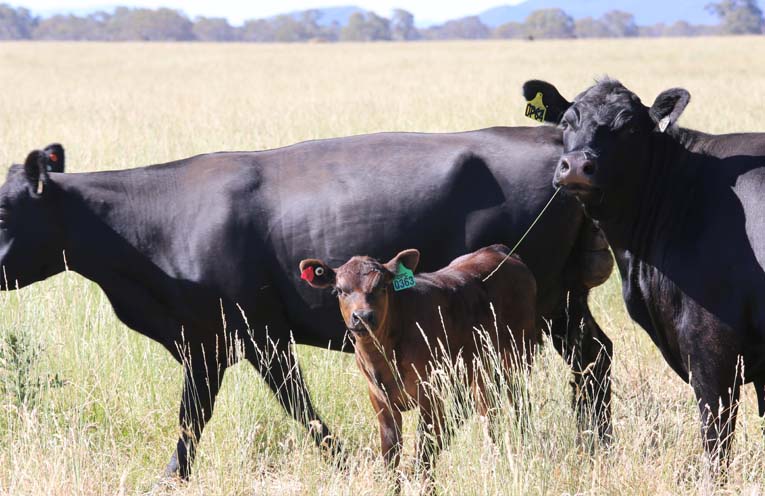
<box><xmin>733</xmin><ymin>170</ymin><xmax>765</xmax><ymax>271</ymax></box>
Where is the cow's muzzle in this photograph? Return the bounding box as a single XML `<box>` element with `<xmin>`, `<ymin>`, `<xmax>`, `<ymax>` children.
<box><xmin>555</xmin><ymin>151</ymin><xmax>597</xmax><ymax>191</ymax></box>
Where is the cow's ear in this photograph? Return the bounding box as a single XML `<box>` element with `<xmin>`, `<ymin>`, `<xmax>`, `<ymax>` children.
<box><xmin>42</xmin><ymin>143</ymin><xmax>65</xmax><ymax>173</ymax></box>
<box><xmin>385</xmin><ymin>249</ymin><xmax>420</xmax><ymax>274</ymax></box>
<box><xmin>23</xmin><ymin>149</ymin><xmax>50</xmax><ymax>196</ymax></box>
<box><xmin>522</xmin><ymin>80</ymin><xmax>572</xmax><ymax>124</ymax></box>
<box><xmin>649</xmin><ymin>88</ymin><xmax>690</xmax><ymax>133</ymax></box>
<box><xmin>299</xmin><ymin>259</ymin><xmax>336</xmax><ymax>289</ymax></box>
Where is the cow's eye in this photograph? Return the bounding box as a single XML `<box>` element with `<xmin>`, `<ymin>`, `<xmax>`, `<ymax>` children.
<box><xmin>619</xmin><ymin>123</ymin><xmax>637</xmax><ymax>136</ymax></box>
<box><xmin>563</xmin><ymin>116</ymin><xmax>579</xmax><ymax>131</ymax></box>
<box><xmin>561</xmin><ymin>107</ymin><xmax>580</xmax><ymax>130</ymax></box>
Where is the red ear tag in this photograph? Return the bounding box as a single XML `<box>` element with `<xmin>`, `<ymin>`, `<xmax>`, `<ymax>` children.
<box><xmin>301</xmin><ymin>267</ymin><xmax>315</xmax><ymax>282</ymax></box>
<box><xmin>49</xmin><ymin>153</ymin><xmax>58</xmax><ymax>162</ymax></box>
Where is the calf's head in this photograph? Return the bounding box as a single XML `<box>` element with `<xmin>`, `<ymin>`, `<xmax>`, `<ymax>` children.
<box><xmin>0</xmin><ymin>144</ymin><xmax>66</xmax><ymax>289</ymax></box>
<box><xmin>523</xmin><ymin>79</ymin><xmax>690</xmax><ymax>219</ymax></box>
<box><xmin>299</xmin><ymin>249</ymin><xmax>420</xmax><ymax>337</ymax></box>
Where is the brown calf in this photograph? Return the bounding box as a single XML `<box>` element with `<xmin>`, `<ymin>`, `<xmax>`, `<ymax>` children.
<box><xmin>299</xmin><ymin>244</ymin><xmax>539</xmax><ymax>485</ymax></box>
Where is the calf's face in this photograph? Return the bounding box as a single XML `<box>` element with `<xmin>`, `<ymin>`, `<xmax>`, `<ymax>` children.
<box><xmin>0</xmin><ymin>145</ymin><xmax>66</xmax><ymax>289</ymax></box>
<box><xmin>523</xmin><ymin>79</ymin><xmax>690</xmax><ymax>219</ymax></box>
<box><xmin>299</xmin><ymin>249</ymin><xmax>420</xmax><ymax>337</ymax></box>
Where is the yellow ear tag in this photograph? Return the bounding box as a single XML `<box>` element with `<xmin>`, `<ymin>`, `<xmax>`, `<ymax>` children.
<box><xmin>525</xmin><ymin>92</ymin><xmax>547</xmax><ymax>123</ymax></box>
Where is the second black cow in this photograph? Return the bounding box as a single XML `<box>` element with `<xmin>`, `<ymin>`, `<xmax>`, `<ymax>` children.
<box><xmin>0</xmin><ymin>129</ymin><xmax>613</xmax><ymax>478</ymax></box>
<box><xmin>524</xmin><ymin>77</ymin><xmax>765</xmax><ymax>461</ymax></box>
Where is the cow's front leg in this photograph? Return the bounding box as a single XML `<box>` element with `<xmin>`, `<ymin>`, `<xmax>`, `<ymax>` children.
<box><xmin>164</xmin><ymin>352</ymin><xmax>226</xmax><ymax>480</ymax></box>
<box><xmin>690</xmin><ymin>356</ymin><xmax>741</xmax><ymax>469</ymax></box>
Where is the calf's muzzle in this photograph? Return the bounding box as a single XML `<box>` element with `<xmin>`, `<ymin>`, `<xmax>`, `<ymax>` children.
<box><xmin>350</xmin><ymin>309</ymin><xmax>375</xmax><ymax>333</ymax></box>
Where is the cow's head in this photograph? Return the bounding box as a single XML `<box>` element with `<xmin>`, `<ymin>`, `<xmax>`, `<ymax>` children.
<box><xmin>0</xmin><ymin>144</ymin><xmax>66</xmax><ymax>289</ymax></box>
<box><xmin>523</xmin><ymin>78</ymin><xmax>690</xmax><ymax>219</ymax></box>
<box><xmin>299</xmin><ymin>249</ymin><xmax>420</xmax><ymax>338</ymax></box>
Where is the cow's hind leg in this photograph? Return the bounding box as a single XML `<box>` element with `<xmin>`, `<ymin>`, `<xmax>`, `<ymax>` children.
<box><xmin>164</xmin><ymin>346</ymin><xmax>227</xmax><ymax>480</ymax></box>
<box><xmin>548</xmin><ymin>291</ymin><xmax>613</xmax><ymax>443</ymax></box>
<box><xmin>246</xmin><ymin>332</ymin><xmax>340</xmax><ymax>457</ymax></box>
<box><xmin>755</xmin><ymin>379</ymin><xmax>765</xmax><ymax>439</ymax></box>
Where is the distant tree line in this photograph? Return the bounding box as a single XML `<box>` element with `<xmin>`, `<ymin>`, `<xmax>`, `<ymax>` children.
<box><xmin>0</xmin><ymin>1</ymin><xmax>762</xmax><ymax>41</ymax></box>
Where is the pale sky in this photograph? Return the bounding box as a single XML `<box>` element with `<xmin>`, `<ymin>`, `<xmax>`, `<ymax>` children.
<box><xmin>11</xmin><ymin>0</ymin><xmax>527</xmax><ymax>25</ymax></box>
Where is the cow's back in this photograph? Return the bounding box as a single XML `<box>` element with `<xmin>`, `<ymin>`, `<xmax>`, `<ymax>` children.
<box><xmin>238</xmin><ymin>127</ymin><xmax>586</xmax><ymax>347</ymax></box>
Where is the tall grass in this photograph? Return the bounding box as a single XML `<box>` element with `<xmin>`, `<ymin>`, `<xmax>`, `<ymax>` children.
<box><xmin>0</xmin><ymin>38</ymin><xmax>764</xmax><ymax>495</ymax></box>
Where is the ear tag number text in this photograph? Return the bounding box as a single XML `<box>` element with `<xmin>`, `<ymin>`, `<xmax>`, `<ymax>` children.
<box><xmin>525</xmin><ymin>92</ymin><xmax>547</xmax><ymax>123</ymax></box>
<box><xmin>392</xmin><ymin>264</ymin><xmax>415</xmax><ymax>291</ymax></box>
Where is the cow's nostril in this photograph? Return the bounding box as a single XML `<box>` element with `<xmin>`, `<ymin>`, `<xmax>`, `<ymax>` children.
<box><xmin>582</xmin><ymin>161</ymin><xmax>596</xmax><ymax>176</ymax></box>
<box><xmin>351</xmin><ymin>312</ymin><xmax>360</xmax><ymax>326</ymax></box>
<box><xmin>560</xmin><ymin>159</ymin><xmax>570</xmax><ymax>173</ymax></box>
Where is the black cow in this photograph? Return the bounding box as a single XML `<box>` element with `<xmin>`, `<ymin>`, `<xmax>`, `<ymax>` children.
<box><xmin>0</xmin><ymin>130</ymin><xmax>613</xmax><ymax>478</ymax></box>
<box><xmin>524</xmin><ymin>77</ymin><xmax>765</xmax><ymax>461</ymax></box>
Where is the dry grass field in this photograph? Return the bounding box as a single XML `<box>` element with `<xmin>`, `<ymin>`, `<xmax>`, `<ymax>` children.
<box><xmin>0</xmin><ymin>37</ymin><xmax>764</xmax><ymax>495</ymax></box>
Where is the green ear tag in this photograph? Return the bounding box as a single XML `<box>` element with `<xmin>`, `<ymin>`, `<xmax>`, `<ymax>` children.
<box><xmin>524</xmin><ymin>92</ymin><xmax>547</xmax><ymax>123</ymax></box>
<box><xmin>392</xmin><ymin>264</ymin><xmax>415</xmax><ymax>291</ymax></box>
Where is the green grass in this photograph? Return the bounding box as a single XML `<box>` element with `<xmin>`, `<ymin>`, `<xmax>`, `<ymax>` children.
<box><xmin>0</xmin><ymin>38</ymin><xmax>764</xmax><ymax>495</ymax></box>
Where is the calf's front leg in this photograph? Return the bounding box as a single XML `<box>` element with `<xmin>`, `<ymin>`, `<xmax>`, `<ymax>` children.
<box><xmin>369</xmin><ymin>389</ymin><xmax>403</xmax><ymax>470</ymax></box>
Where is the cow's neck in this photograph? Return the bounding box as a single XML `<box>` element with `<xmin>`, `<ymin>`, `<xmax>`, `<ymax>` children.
<box><xmin>56</xmin><ymin>171</ymin><xmax>170</xmax><ymax>284</ymax></box>
<box><xmin>602</xmin><ymin>128</ymin><xmax>699</xmax><ymax>262</ymax></box>
<box><xmin>597</xmin><ymin>128</ymin><xmax>702</xmax><ymax>378</ymax></box>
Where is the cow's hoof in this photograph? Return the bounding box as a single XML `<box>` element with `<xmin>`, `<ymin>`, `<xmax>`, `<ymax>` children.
<box><xmin>320</xmin><ymin>436</ymin><xmax>348</xmax><ymax>469</ymax></box>
<box><xmin>150</xmin><ymin>473</ymin><xmax>185</xmax><ymax>494</ymax></box>
<box><xmin>162</xmin><ymin>452</ymin><xmax>191</xmax><ymax>481</ymax></box>
<box><xmin>599</xmin><ymin>424</ymin><xmax>614</xmax><ymax>448</ymax></box>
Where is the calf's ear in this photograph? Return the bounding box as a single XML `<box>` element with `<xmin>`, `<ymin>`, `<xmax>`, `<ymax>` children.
<box><xmin>522</xmin><ymin>80</ymin><xmax>572</xmax><ymax>124</ymax></box>
<box><xmin>298</xmin><ymin>259</ymin><xmax>336</xmax><ymax>289</ymax></box>
<box><xmin>23</xmin><ymin>149</ymin><xmax>50</xmax><ymax>196</ymax></box>
<box><xmin>42</xmin><ymin>143</ymin><xmax>65</xmax><ymax>173</ymax></box>
<box><xmin>385</xmin><ymin>249</ymin><xmax>420</xmax><ymax>274</ymax></box>
<box><xmin>649</xmin><ymin>88</ymin><xmax>690</xmax><ymax>133</ymax></box>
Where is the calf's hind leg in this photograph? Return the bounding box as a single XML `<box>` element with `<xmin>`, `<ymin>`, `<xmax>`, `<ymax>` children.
<box><xmin>415</xmin><ymin>397</ymin><xmax>463</xmax><ymax>493</ymax></box>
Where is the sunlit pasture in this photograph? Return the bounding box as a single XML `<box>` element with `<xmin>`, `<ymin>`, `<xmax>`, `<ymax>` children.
<box><xmin>0</xmin><ymin>37</ymin><xmax>763</xmax><ymax>495</ymax></box>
